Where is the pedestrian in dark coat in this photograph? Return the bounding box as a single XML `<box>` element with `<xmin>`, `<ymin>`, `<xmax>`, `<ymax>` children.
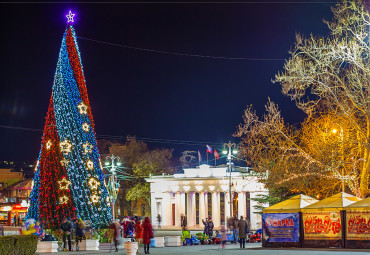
<box><xmin>60</xmin><ymin>217</ymin><xmax>73</xmax><ymax>251</ymax></box>
<box><xmin>202</xmin><ymin>218</ymin><xmax>209</xmax><ymax>235</ymax></box>
<box><xmin>208</xmin><ymin>217</ymin><xmax>214</xmax><ymax>237</ymax></box>
<box><xmin>142</xmin><ymin>217</ymin><xmax>153</xmax><ymax>254</ymax></box>
<box><xmin>238</xmin><ymin>216</ymin><xmax>247</xmax><ymax>248</ymax></box>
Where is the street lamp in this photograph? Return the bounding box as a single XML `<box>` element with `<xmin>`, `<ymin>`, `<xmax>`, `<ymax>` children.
<box><xmin>223</xmin><ymin>141</ymin><xmax>238</xmax><ymax>219</ymax></box>
<box><xmin>331</xmin><ymin>125</ymin><xmax>345</xmax><ymax>193</ymax></box>
<box><xmin>104</xmin><ymin>154</ymin><xmax>124</xmax><ymax>221</ymax></box>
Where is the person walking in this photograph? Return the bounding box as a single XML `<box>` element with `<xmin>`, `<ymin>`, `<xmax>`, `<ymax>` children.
<box><xmin>180</xmin><ymin>214</ymin><xmax>187</xmax><ymax>230</ymax></box>
<box><xmin>238</xmin><ymin>216</ymin><xmax>247</xmax><ymax>248</ymax></box>
<box><xmin>157</xmin><ymin>214</ymin><xmax>161</xmax><ymax>229</ymax></box>
<box><xmin>110</xmin><ymin>220</ymin><xmax>122</xmax><ymax>252</ymax></box>
<box><xmin>75</xmin><ymin>218</ymin><xmax>86</xmax><ymax>251</ymax></box>
<box><xmin>232</xmin><ymin>215</ymin><xmax>239</xmax><ymax>244</ymax></box>
<box><xmin>220</xmin><ymin>225</ymin><xmax>227</xmax><ymax>249</ymax></box>
<box><xmin>207</xmin><ymin>217</ymin><xmax>214</xmax><ymax>238</ymax></box>
<box><xmin>60</xmin><ymin>217</ymin><xmax>73</xmax><ymax>251</ymax></box>
<box><xmin>142</xmin><ymin>217</ymin><xmax>153</xmax><ymax>254</ymax></box>
<box><xmin>135</xmin><ymin>219</ymin><xmax>143</xmax><ymax>254</ymax></box>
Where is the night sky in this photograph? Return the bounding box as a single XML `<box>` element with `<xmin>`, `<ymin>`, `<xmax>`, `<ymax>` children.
<box><xmin>0</xmin><ymin>1</ymin><xmax>333</xmax><ymax>163</ymax></box>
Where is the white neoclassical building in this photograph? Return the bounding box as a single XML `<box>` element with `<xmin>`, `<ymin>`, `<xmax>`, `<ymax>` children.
<box><xmin>146</xmin><ymin>164</ymin><xmax>268</xmax><ymax>230</ymax></box>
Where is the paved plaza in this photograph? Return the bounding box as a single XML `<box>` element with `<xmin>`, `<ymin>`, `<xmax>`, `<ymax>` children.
<box><xmin>38</xmin><ymin>242</ymin><xmax>370</xmax><ymax>255</ymax></box>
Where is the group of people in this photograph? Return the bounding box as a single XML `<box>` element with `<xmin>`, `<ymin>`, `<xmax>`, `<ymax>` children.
<box><xmin>226</xmin><ymin>215</ymin><xmax>250</xmax><ymax>249</ymax></box>
<box><xmin>110</xmin><ymin>216</ymin><xmax>154</xmax><ymax>254</ymax></box>
<box><xmin>59</xmin><ymin>217</ymin><xmax>86</xmax><ymax>251</ymax></box>
<box><xmin>202</xmin><ymin>217</ymin><xmax>214</xmax><ymax>237</ymax></box>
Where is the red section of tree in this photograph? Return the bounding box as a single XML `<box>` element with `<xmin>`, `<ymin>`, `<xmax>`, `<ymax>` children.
<box><xmin>65</xmin><ymin>26</ymin><xmax>95</xmax><ymax>130</ymax></box>
<box><xmin>38</xmin><ymin>96</ymin><xmax>76</xmax><ymax>228</ymax></box>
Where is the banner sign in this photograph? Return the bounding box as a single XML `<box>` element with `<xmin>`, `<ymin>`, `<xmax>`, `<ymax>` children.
<box><xmin>303</xmin><ymin>211</ymin><xmax>341</xmax><ymax>240</ymax></box>
<box><xmin>262</xmin><ymin>213</ymin><xmax>300</xmax><ymax>242</ymax></box>
<box><xmin>346</xmin><ymin>210</ymin><xmax>370</xmax><ymax>240</ymax></box>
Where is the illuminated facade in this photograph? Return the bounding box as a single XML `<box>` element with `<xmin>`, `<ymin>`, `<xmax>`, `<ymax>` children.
<box><xmin>146</xmin><ymin>164</ymin><xmax>268</xmax><ymax>230</ymax></box>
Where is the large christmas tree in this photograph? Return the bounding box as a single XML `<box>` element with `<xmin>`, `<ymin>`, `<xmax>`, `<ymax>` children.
<box><xmin>26</xmin><ymin>11</ymin><xmax>112</xmax><ymax>229</ymax></box>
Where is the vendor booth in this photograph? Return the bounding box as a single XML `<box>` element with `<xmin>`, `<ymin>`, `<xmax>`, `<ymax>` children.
<box><xmin>302</xmin><ymin>192</ymin><xmax>361</xmax><ymax>248</ymax></box>
<box><xmin>262</xmin><ymin>194</ymin><xmax>318</xmax><ymax>247</ymax></box>
<box><xmin>345</xmin><ymin>197</ymin><xmax>370</xmax><ymax>249</ymax></box>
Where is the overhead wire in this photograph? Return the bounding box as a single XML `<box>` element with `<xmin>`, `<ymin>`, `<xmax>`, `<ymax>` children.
<box><xmin>0</xmin><ymin>124</ymin><xmax>226</xmax><ymax>147</ymax></box>
<box><xmin>77</xmin><ymin>36</ymin><xmax>286</xmax><ymax>61</ymax></box>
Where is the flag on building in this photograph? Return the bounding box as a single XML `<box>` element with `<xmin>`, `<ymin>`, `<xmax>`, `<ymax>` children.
<box><xmin>214</xmin><ymin>149</ymin><xmax>220</xmax><ymax>160</ymax></box>
<box><xmin>206</xmin><ymin>145</ymin><xmax>213</xmax><ymax>153</ymax></box>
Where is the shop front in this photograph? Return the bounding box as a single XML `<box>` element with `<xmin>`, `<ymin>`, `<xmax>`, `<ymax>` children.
<box><xmin>0</xmin><ymin>202</ymin><xmax>29</xmax><ymax>226</ymax></box>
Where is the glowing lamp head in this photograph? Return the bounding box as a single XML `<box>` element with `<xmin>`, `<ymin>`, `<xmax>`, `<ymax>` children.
<box><xmin>332</xmin><ymin>128</ymin><xmax>338</xmax><ymax>134</ymax></box>
<box><xmin>222</xmin><ymin>150</ymin><xmax>228</xmax><ymax>155</ymax></box>
<box><xmin>232</xmin><ymin>150</ymin><xmax>238</xmax><ymax>155</ymax></box>
<box><xmin>116</xmin><ymin>162</ymin><xmax>122</xmax><ymax>166</ymax></box>
<box><xmin>105</xmin><ymin>162</ymin><xmax>110</xmax><ymax>166</ymax></box>
<box><xmin>66</xmin><ymin>10</ymin><xmax>75</xmax><ymax>23</ymax></box>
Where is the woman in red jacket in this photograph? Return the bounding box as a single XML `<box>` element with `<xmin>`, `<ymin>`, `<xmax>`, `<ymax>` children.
<box><xmin>134</xmin><ymin>219</ymin><xmax>143</xmax><ymax>254</ymax></box>
<box><xmin>142</xmin><ymin>217</ymin><xmax>153</xmax><ymax>254</ymax></box>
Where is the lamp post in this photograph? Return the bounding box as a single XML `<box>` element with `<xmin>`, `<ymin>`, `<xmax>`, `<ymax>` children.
<box><xmin>104</xmin><ymin>154</ymin><xmax>123</xmax><ymax>221</ymax></box>
<box><xmin>331</xmin><ymin>125</ymin><xmax>344</xmax><ymax>193</ymax></box>
<box><xmin>222</xmin><ymin>142</ymin><xmax>238</xmax><ymax>219</ymax></box>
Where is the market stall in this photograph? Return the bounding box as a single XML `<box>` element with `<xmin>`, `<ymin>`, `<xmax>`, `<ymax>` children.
<box><xmin>302</xmin><ymin>192</ymin><xmax>361</xmax><ymax>248</ymax></box>
<box><xmin>345</xmin><ymin>197</ymin><xmax>370</xmax><ymax>249</ymax></box>
<box><xmin>262</xmin><ymin>194</ymin><xmax>318</xmax><ymax>247</ymax></box>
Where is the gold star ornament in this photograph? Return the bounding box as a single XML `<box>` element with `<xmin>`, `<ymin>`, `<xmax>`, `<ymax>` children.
<box><xmin>91</xmin><ymin>193</ymin><xmax>100</xmax><ymax>203</ymax></box>
<box><xmin>77</xmin><ymin>102</ymin><xmax>88</xmax><ymax>115</ymax></box>
<box><xmin>46</xmin><ymin>140</ymin><xmax>52</xmax><ymax>150</ymax></box>
<box><xmin>83</xmin><ymin>142</ymin><xmax>93</xmax><ymax>154</ymax></box>
<box><xmin>82</xmin><ymin>123</ymin><xmax>90</xmax><ymax>132</ymax></box>
<box><xmin>86</xmin><ymin>159</ymin><xmax>94</xmax><ymax>170</ymax></box>
<box><xmin>58</xmin><ymin>177</ymin><xmax>71</xmax><ymax>190</ymax></box>
<box><xmin>59</xmin><ymin>195</ymin><xmax>69</xmax><ymax>205</ymax></box>
<box><xmin>60</xmin><ymin>140</ymin><xmax>72</xmax><ymax>154</ymax></box>
<box><xmin>88</xmin><ymin>177</ymin><xmax>100</xmax><ymax>190</ymax></box>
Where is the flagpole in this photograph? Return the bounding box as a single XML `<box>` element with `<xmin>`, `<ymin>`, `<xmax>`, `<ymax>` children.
<box><xmin>206</xmin><ymin>150</ymin><xmax>208</xmax><ymax>165</ymax></box>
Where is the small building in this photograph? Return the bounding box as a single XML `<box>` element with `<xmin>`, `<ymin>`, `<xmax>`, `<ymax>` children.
<box><xmin>0</xmin><ymin>180</ymin><xmax>32</xmax><ymax>226</ymax></box>
<box><xmin>146</xmin><ymin>164</ymin><xmax>268</xmax><ymax>230</ymax></box>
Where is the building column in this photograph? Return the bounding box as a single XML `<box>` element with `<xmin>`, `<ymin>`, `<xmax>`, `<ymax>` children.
<box><xmin>212</xmin><ymin>192</ymin><xmax>220</xmax><ymax>227</ymax></box>
<box><xmin>180</xmin><ymin>192</ymin><xmax>186</xmax><ymax>216</ymax></box>
<box><xmin>175</xmin><ymin>192</ymin><xmax>181</xmax><ymax>227</ymax></box>
<box><xmin>199</xmin><ymin>192</ymin><xmax>206</xmax><ymax>224</ymax></box>
<box><xmin>187</xmin><ymin>192</ymin><xmax>196</xmax><ymax>227</ymax></box>
<box><xmin>204</xmin><ymin>192</ymin><xmax>209</xmax><ymax>218</ymax></box>
<box><xmin>224</xmin><ymin>192</ymin><xmax>231</xmax><ymax>224</ymax></box>
<box><xmin>238</xmin><ymin>192</ymin><xmax>246</xmax><ymax>219</ymax></box>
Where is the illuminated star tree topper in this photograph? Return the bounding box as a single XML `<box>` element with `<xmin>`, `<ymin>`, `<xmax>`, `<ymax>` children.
<box><xmin>66</xmin><ymin>10</ymin><xmax>75</xmax><ymax>23</ymax></box>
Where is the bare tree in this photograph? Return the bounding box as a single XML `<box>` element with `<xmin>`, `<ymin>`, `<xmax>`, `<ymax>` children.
<box><xmin>237</xmin><ymin>1</ymin><xmax>370</xmax><ymax>198</ymax></box>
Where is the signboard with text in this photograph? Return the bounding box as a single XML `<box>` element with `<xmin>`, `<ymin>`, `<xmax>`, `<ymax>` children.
<box><xmin>303</xmin><ymin>211</ymin><xmax>342</xmax><ymax>240</ymax></box>
<box><xmin>346</xmin><ymin>210</ymin><xmax>370</xmax><ymax>240</ymax></box>
<box><xmin>262</xmin><ymin>213</ymin><xmax>300</xmax><ymax>242</ymax></box>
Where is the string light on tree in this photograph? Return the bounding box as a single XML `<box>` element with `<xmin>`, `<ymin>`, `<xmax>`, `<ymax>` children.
<box><xmin>77</xmin><ymin>102</ymin><xmax>88</xmax><ymax>114</ymax></box>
